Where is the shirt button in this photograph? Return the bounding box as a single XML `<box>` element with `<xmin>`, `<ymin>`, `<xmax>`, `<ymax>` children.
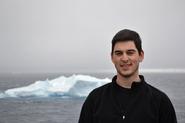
<box><xmin>122</xmin><ymin>115</ymin><xmax>125</xmax><ymax>120</ymax></box>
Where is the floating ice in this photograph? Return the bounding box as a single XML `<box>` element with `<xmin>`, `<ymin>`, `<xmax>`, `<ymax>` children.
<box><xmin>0</xmin><ymin>74</ymin><xmax>110</xmax><ymax>98</ymax></box>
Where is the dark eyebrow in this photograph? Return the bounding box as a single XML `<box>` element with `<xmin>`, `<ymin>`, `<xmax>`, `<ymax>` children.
<box><xmin>114</xmin><ymin>49</ymin><xmax>136</xmax><ymax>52</ymax></box>
<box><xmin>127</xmin><ymin>49</ymin><xmax>137</xmax><ymax>52</ymax></box>
<box><xmin>114</xmin><ymin>50</ymin><xmax>123</xmax><ymax>53</ymax></box>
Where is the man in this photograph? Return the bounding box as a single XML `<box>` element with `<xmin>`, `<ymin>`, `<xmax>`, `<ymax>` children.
<box><xmin>78</xmin><ymin>29</ymin><xmax>177</xmax><ymax>123</ymax></box>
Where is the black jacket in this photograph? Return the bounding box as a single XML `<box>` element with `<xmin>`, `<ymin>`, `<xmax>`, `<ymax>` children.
<box><xmin>78</xmin><ymin>75</ymin><xmax>177</xmax><ymax>123</ymax></box>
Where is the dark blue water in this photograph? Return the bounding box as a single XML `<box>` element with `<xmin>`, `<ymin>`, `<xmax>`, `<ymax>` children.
<box><xmin>0</xmin><ymin>73</ymin><xmax>184</xmax><ymax>123</ymax></box>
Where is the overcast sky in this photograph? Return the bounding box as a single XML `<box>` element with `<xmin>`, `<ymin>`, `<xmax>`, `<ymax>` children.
<box><xmin>0</xmin><ymin>0</ymin><xmax>185</xmax><ymax>73</ymax></box>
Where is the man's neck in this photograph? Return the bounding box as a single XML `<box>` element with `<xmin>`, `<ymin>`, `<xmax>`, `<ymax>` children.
<box><xmin>116</xmin><ymin>73</ymin><xmax>141</xmax><ymax>89</ymax></box>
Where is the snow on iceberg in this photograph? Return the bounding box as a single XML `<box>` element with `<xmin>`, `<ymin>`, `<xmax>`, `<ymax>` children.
<box><xmin>0</xmin><ymin>74</ymin><xmax>110</xmax><ymax>98</ymax></box>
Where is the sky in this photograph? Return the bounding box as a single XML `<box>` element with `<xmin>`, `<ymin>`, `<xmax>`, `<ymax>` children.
<box><xmin>0</xmin><ymin>0</ymin><xmax>185</xmax><ymax>73</ymax></box>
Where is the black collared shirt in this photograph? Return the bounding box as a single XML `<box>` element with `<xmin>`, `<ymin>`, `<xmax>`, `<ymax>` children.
<box><xmin>78</xmin><ymin>75</ymin><xmax>177</xmax><ymax>123</ymax></box>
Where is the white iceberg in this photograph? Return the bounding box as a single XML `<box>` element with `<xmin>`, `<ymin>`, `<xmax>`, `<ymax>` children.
<box><xmin>0</xmin><ymin>74</ymin><xmax>110</xmax><ymax>98</ymax></box>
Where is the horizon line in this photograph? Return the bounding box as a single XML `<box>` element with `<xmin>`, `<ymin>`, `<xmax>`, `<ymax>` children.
<box><xmin>1</xmin><ymin>68</ymin><xmax>185</xmax><ymax>74</ymax></box>
<box><xmin>140</xmin><ymin>68</ymin><xmax>185</xmax><ymax>73</ymax></box>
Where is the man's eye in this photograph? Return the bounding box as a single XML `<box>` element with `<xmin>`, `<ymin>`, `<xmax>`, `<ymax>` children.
<box><xmin>127</xmin><ymin>51</ymin><xmax>135</xmax><ymax>55</ymax></box>
<box><xmin>115</xmin><ymin>52</ymin><xmax>122</xmax><ymax>56</ymax></box>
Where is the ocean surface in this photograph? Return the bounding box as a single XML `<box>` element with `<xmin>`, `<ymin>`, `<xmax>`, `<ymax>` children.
<box><xmin>0</xmin><ymin>72</ymin><xmax>184</xmax><ymax>123</ymax></box>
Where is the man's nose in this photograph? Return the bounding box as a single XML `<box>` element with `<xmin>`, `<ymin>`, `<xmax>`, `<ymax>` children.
<box><xmin>120</xmin><ymin>53</ymin><xmax>129</xmax><ymax>62</ymax></box>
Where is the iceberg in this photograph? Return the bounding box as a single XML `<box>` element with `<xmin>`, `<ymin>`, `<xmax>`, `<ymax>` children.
<box><xmin>0</xmin><ymin>74</ymin><xmax>110</xmax><ymax>98</ymax></box>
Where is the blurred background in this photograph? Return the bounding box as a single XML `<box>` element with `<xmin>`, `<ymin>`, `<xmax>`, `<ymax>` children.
<box><xmin>0</xmin><ymin>0</ymin><xmax>185</xmax><ymax>73</ymax></box>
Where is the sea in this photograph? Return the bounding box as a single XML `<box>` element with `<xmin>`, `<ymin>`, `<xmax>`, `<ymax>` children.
<box><xmin>0</xmin><ymin>72</ymin><xmax>184</xmax><ymax>123</ymax></box>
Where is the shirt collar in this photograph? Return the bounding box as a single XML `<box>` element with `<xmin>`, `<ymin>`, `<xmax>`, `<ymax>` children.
<box><xmin>112</xmin><ymin>75</ymin><xmax>146</xmax><ymax>92</ymax></box>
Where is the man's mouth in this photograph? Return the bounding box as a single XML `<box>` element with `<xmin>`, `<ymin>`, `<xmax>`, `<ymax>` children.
<box><xmin>120</xmin><ymin>63</ymin><xmax>132</xmax><ymax>69</ymax></box>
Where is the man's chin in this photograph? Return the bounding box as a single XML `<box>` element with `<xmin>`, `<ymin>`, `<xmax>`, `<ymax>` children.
<box><xmin>122</xmin><ymin>74</ymin><xmax>133</xmax><ymax>78</ymax></box>
<box><xmin>119</xmin><ymin>71</ymin><xmax>133</xmax><ymax>78</ymax></box>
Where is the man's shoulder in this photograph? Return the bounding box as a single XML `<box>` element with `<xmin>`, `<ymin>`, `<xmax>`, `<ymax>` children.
<box><xmin>88</xmin><ymin>82</ymin><xmax>112</xmax><ymax>98</ymax></box>
<box><xmin>92</xmin><ymin>82</ymin><xmax>112</xmax><ymax>92</ymax></box>
<box><xmin>145</xmin><ymin>82</ymin><xmax>176</xmax><ymax>119</ymax></box>
<box><xmin>145</xmin><ymin>82</ymin><xmax>170</xmax><ymax>100</ymax></box>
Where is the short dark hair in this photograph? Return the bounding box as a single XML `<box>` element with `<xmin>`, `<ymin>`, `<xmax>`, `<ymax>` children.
<box><xmin>111</xmin><ymin>29</ymin><xmax>143</xmax><ymax>55</ymax></box>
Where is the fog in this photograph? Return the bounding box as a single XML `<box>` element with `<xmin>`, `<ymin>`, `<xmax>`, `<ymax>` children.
<box><xmin>0</xmin><ymin>0</ymin><xmax>185</xmax><ymax>73</ymax></box>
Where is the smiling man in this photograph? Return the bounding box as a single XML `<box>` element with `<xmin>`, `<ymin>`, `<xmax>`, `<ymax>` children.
<box><xmin>111</xmin><ymin>41</ymin><xmax>144</xmax><ymax>88</ymax></box>
<box><xmin>78</xmin><ymin>29</ymin><xmax>177</xmax><ymax>123</ymax></box>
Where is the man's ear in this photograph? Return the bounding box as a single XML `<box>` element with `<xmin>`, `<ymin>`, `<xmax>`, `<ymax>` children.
<box><xmin>139</xmin><ymin>51</ymin><xmax>144</xmax><ymax>62</ymax></box>
<box><xmin>111</xmin><ymin>53</ymin><xmax>114</xmax><ymax>63</ymax></box>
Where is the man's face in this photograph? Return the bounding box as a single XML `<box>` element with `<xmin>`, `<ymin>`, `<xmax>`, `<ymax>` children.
<box><xmin>111</xmin><ymin>41</ymin><xmax>144</xmax><ymax>78</ymax></box>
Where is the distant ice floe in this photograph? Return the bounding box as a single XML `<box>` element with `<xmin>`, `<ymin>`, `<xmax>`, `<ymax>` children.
<box><xmin>0</xmin><ymin>74</ymin><xmax>110</xmax><ymax>98</ymax></box>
